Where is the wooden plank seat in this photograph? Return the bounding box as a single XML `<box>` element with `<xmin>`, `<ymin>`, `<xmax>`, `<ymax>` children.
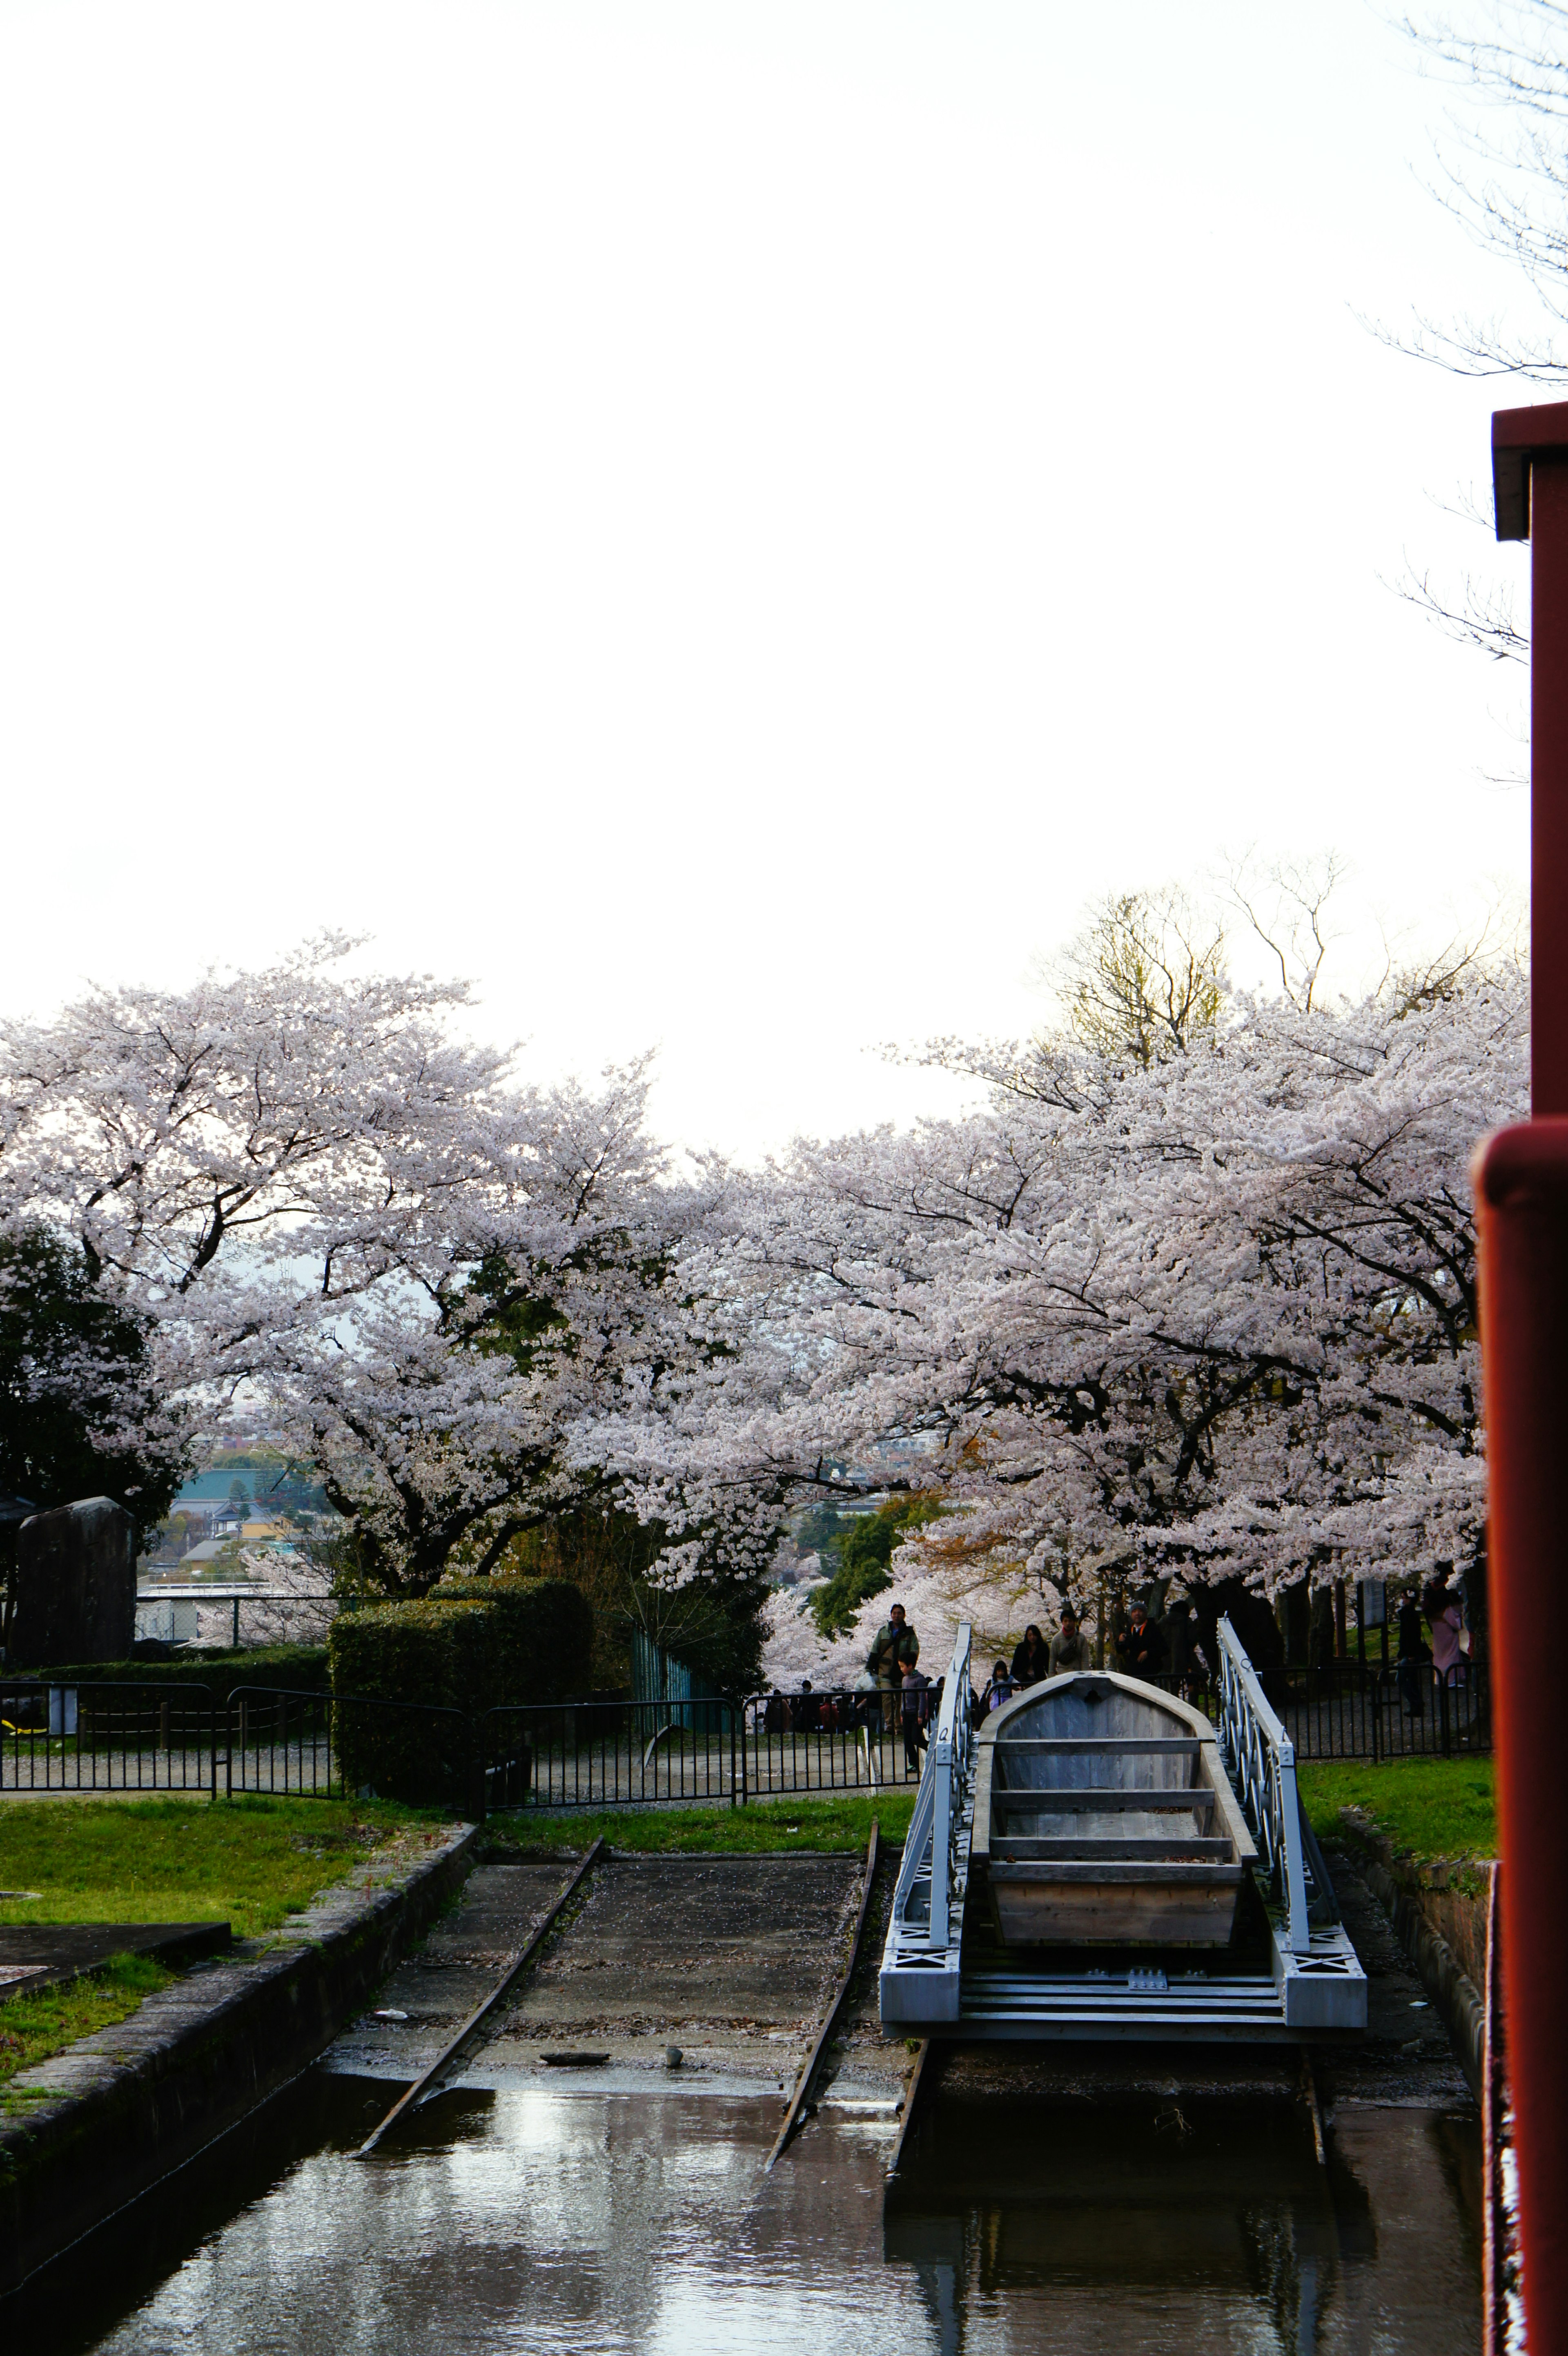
<box><xmin>988</xmin><ymin>1860</ymin><xmax>1245</xmax><ymax>1885</ymax></box>
<box><xmin>991</xmin><ymin>1788</ymin><xmax>1217</xmax><ymax>1813</ymax></box>
<box><xmin>989</xmin><ymin>1836</ymin><xmax>1236</xmax><ymax>1860</ymax></box>
<box><xmin>995</xmin><ymin>1736</ymin><xmax>1203</xmax><ymax>1754</ymax></box>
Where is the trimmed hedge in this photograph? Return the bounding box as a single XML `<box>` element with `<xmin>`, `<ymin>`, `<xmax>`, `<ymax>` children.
<box><xmin>431</xmin><ymin>1577</ymin><xmax>593</xmax><ymax>1705</ymax></box>
<box><xmin>327</xmin><ymin>1601</ymin><xmax>484</xmax><ymax>1805</ymax></box>
<box><xmin>327</xmin><ymin>1579</ymin><xmax>592</xmax><ymax>1806</ymax></box>
<box><xmin>3</xmin><ymin>1645</ymin><xmax>329</xmax><ymax>1692</ymax></box>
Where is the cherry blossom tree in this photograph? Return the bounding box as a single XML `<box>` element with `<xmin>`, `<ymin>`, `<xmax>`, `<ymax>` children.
<box><xmin>0</xmin><ymin>939</ymin><xmax>786</xmax><ymax>1601</ymax></box>
<box><xmin>2</xmin><ymin>917</ymin><xmax>1528</xmax><ymax>1674</ymax></box>
<box><xmin>741</xmin><ymin>946</ymin><xmax>1527</xmax><ymax>1658</ymax></box>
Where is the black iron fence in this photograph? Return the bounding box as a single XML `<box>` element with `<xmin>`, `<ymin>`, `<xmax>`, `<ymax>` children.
<box><xmin>1079</xmin><ymin>1656</ymin><xmax>1491</xmax><ymax>1762</ymax></box>
<box><xmin>479</xmin><ymin>1687</ymin><xmax>932</xmax><ymax>1813</ymax></box>
<box><xmin>0</xmin><ymin>1680</ymin><xmax>220</xmax><ymax>1795</ymax></box>
<box><xmin>224</xmin><ymin>1687</ymin><xmax>476</xmax><ymax>1808</ymax></box>
<box><xmin>1278</xmin><ymin>1655</ymin><xmax>1490</xmax><ymax>1761</ymax></box>
<box><xmin>0</xmin><ymin>1654</ymin><xmax>1492</xmax><ymax>1814</ymax></box>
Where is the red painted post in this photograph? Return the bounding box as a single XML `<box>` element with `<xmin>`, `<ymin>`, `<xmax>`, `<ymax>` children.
<box><xmin>1482</xmin><ymin>404</ymin><xmax>1568</xmax><ymax>2351</ymax></box>
<box><xmin>1493</xmin><ymin>403</ymin><xmax>1568</xmax><ymax>1113</ymax></box>
<box><xmin>1476</xmin><ymin>1127</ymin><xmax>1568</xmax><ymax>2350</ymax></box>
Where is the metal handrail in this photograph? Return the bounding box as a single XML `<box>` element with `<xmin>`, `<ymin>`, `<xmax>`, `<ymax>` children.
<box><xmin>1215</xmin><ymin>1616</ymin><xmax>1311</xmax><ymax>1954</ymax></box>
<box><xmin>917</xmin><ymin>1622</ymin><xmax>972</xmax><ymax>1949</ymax></box>
<box><xmin>887</xmin><ymin>1756</ymin><xmax>938</xmax><ymax>1933</ymax></box>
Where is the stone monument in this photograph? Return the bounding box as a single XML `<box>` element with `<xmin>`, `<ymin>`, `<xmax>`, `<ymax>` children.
<box><xmin>11</xmin><ymin>1497</ymin><xmax>137</xmax><ymax>1666</ymax></box>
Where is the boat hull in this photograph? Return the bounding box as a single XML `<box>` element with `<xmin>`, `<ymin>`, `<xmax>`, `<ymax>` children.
<box><xmin>987</xmin><ymin>1863</ymin><xmax>1243</xmax><ymax>1947</ymax></box>
<box><xmin>973</xmin><ymin>1671</ymin><xmax>1257</xmax><ymax>1952</ymax></box>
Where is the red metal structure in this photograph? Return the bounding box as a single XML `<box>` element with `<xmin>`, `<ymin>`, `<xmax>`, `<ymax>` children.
<box><xmin>1494</xmin><ymin>403</ymin><xmax>1568</xmax><ymax>1113</ymax></box>
<box><xmin>1479</xmin><ymin>403</ymin><xmax>1568</xmax><ymax>2353</ymax></box>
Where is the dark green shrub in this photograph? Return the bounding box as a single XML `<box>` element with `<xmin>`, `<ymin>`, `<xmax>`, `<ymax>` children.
<box><xmin>432</xmin><ymin>1577</ymin><xmax>593</xmax><ymax>1706</ymax></box>
<box><xmin>327</xmin><ymin>1600</ymin><xmax>481</xmax><ymax>1804</ymax></box>
<box><xmin>11</xmin><ymin>1645</ymin><xmax>329</xmax><ymax>1692</ymax></box>
<box><xmin>327</xmin><ymin>1580</ymin><xmax>593</xmax><ymax>1803</ymax></box>
<box><xmin>0</xmin><ymin>1647</ymin><xmax>331</xmax><ymax>1759</ymax></box>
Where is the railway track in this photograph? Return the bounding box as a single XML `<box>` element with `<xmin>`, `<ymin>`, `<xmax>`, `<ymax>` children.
<box><xmin>763</xmin><ymin>1820</ymin><xmax>881</xmax><ymax>2172</ymax></box>
<box><xmin>354</xmin><ymin>1836</ymin><xmax>606</xmax><ymax>2156</ymax></box>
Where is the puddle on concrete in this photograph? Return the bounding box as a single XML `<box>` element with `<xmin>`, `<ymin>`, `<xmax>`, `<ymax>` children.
<box><xmin>18</xmin><ymin>2071</ymin><xmax>1479</xmax><ymax>2354</ymax></box>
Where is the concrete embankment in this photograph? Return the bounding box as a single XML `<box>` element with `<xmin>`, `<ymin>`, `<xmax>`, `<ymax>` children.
<box><xmin>1336</xmin><ymin>1808</ymin><xmax>1492</xmax><ymax>2099</ymax></box>
<box><xmin>0</xmin><ymin>1819</ymin><xmax>478</xmax><ymax>2295</ymax></box>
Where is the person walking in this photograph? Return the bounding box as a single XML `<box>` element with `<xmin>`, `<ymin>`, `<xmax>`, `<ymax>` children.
<box><xmin>1049</xmin><ymin>1607</ymin><xmax>1094</xmax><ymax>1675</ymax></box>
<box><xmin>1009</xmin><ymin>1623</ymin><xmax>1050</xmax><ymax>1689</ymax></box>
<box><xmin>1423</xmin><ymin>1578</ymin><xmax>1467</xmax><ymax>1691</ymax></box>
<box><xmin>869</xmin><ymin>1602</ymin><xmax>919</xmax><ymax>1732</ymax></box>
<box><xmin>1165</xmin><ymin>1595</ymin><xmax>1198</xmax><ymax>1695</ymax></box>
<box><xmin>901</xmin><ymin>1666</ymin><xmax>931</xmax><ymax>1769</ymax></box>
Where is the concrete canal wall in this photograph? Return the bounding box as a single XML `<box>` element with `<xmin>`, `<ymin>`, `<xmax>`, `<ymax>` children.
<box><xmin>0</xmin><ymin>1820</ymin><xmax>478</xmax><ymax>2296</ymax></box>
<box><xmin>1337</xmin><ymin>1808</ymin><xmax>1492</xmax><ymax>2099</ymax></box>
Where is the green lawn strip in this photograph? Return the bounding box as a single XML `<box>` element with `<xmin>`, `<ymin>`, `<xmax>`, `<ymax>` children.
<box><xmin>1297</xmin><ymin>1758</ymin><xmax>1497</xmax><ymax>1863</ymax></box>
<box><xmin>0</xmin><ymin>1951</ymin><xmax>173</xmax><ymax>2104</ymax></box>
<box><xmin>0</xmin><ymin>1795</ymin><xmax>448</xmax><ymax>1938</ymax></box>
<box><xmin>484</xmin><ymin>1793</ymin><xmax>917</xmax><ymax>1855</ymax></box>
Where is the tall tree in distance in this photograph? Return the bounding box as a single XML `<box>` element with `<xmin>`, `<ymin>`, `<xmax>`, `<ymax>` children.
<box><xmin>0</xmin><ymin>938</ymin><xmax>799</xmax><ymax>1614</ymax></box>
<box><xmin>1038</xmin><ymin>885</ymin><xmax>1227</xmax><ymax>1064</ymax></box>
<box><xmin>0</xmin><ymin>1223</ymin><xmax>187</xmax><ymax>1648</ymax></box>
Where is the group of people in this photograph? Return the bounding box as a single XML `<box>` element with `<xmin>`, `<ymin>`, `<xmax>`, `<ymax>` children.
<box><xmin>761</xmin><ymin>1579</ymin><xmax>1475</xmax><ymax>1754</ymax></box>
<box><xmin>762</xmin><ymin>1594</ymin><xmax>1190</xmax><ymax>1765</ymax></box>
<box><xmin>758</xmin><ymin>1603</ymin><xmax>938</xmax><ymax>1766</ymax></box>
<box><xmin>977</xmin><ymin>1608</ymin><xmax>1093</xmax><ymax>1714</ymax></box>
<box><xmin>762</xmin><ymin>1593</ymin><xmax>1210</xmax><ymax>1761</ymax></box>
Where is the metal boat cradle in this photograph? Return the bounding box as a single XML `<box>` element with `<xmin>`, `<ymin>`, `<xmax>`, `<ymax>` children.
<box><xmin>880</xmin><ymin>1619</ymin><xmax>1367</xmax><ymax>2041</ymax></box>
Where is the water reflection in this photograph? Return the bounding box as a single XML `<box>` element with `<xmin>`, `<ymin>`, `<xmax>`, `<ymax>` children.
<box><xmin>889</xmin><ymin>2091</ymin><xmax>1479</xmax><ymax>2355</ymax></box>
<box><xmin>9</xmin><ymin>2072</ymin><xmax>1479</xmax><ymax>2356</ymax></box>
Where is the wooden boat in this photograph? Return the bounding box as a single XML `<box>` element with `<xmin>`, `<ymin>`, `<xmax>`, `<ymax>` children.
<box><xmin>971</xmin><ymin>1672</ymin><xmax>1257</xmax><ymax>1948</ymax></box>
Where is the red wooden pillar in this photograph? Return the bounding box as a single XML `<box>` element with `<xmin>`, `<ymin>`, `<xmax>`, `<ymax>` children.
<box><xmin>1480</xmin><ymin>406</ymin><xmax>1568</xmax><ymax>2353</ymax></box>
<box><xmin>1493</xmin><ymin>405</ymin><xmax>1568</xmax><ymax>1114</ymax></box>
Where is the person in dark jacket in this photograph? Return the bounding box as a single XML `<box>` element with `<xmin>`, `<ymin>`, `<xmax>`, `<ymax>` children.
<box><xmin>901</xmin><ymin>1667</ymin><xmax>931</xmax><ymax>1768</ymax></box>
<box><xmin>869</xmin><ymin>1603</ymin><xmax>919</xmax><ymax>1732</ymax></box>
<box><xmin>1009</xmin><ymin>1623</ymin><xmax>1050</xmax><ymax>1689</ymax></box>
<box><xmin>1396</xmin><ymin>1588</ymin><xmax>1428</xmax><ymax>1717</ymax></box>
<box><xmin>1116</xmin><ymin>1600</ymin><xmax>1168</xmax><ymax>1680</ymax></box>
<box><xmin>1165</xmin><ymin>1596</ymin><xmax>1198</xmax><ymax>1694</ymax></box>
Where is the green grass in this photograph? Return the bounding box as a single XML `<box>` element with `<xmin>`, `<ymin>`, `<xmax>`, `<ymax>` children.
<box><xmin>484</xmin><ymin>1793</ymin><xmax>915</xmax><ymax>1855</ymax></box>
<box><xmin>1298</xmin><ymin>1757</ymin><xmax>1497</xmax><ymax>1861</ymax></box>
<box><xmin>0</xmin><ymin>1951</ymin><xmax>174</xmax><ymax>2102</ymax></box>
<box><xmin>0</xmin><ymin>1795</ymin><xmax>448</xmax><ymax>1938</ymax></box>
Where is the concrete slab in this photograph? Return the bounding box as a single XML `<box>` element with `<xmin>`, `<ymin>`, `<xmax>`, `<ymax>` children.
<box><xmin>332</xmin><ymin>1851</ymin><xmax>882</xmax><ymax>2100</ymax></box>
<box><xmin>0</xmin><ymin>1920</ymin><xmax>231</xmax><ymax>1998</ymax></box>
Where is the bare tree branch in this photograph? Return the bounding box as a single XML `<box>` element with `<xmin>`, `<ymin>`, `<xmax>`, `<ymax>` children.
<box><xmin>1385</xmin><ymin>560</ymin><xmax>1530</xmax><ymax>663</ymax></box>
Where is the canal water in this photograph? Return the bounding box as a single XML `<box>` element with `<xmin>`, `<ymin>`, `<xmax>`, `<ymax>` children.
<box><xmin>26</xmin><ymin>2070</ymin><xmax>1479</xmax><ymax>2354</ymax></box>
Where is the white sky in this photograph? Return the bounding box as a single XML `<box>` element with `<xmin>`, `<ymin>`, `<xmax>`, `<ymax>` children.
<box><xmin>0</xmin><ymin>1</ymin><xmax>1535</xmax><ymax>1157</ymax></box>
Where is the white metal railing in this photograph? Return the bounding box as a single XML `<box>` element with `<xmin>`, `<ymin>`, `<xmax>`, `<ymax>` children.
<box><xmin>885</xmin><ymin>1618</ymin><xmax>973</xmax><ymax>1957</ymax></box>
<box><xmin>1215</xmin><ymin>1614</ymin><xmax>1311</xmax><ymax>1954</ymax></box>
<box><xmin>927</xmin><ymin>1621</ymin><xmax>973</xmax><ymax>1948</ymax></box>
